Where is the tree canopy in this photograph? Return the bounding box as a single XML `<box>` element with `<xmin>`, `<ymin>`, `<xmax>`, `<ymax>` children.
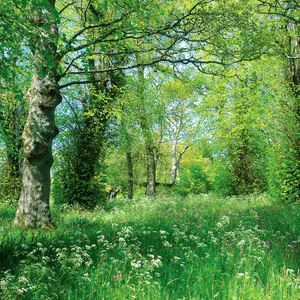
<box><xmin>1</xmin><ymin>0</ymin><xmax>300</xmax><ymax>227</ymax></box>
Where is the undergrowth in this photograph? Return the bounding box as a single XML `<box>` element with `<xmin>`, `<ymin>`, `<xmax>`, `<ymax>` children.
<box><xmin>0</xmin><ymin>193</ymin><xmax>299</xmax><ymax>299</ymax></box>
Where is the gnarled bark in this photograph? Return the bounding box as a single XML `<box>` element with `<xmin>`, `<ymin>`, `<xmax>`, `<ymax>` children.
<box><xmin>14</xmin><ymin>2</ymin><xmax>61</xmax><ymax>227</ymax></box>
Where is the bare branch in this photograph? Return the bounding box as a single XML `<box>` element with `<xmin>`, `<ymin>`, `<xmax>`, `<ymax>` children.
<box><xmin>59</xmin><ymin>54</ymin><xmax>84</xmax><ymax>79</ymax></box>
<box><xmin>60</xmin><ymin>93</ymin><xmax>81</xmax><ymax>125</ymax></box>
<box><xmin>83</xmin><ymin>0</ymin><xmax>91</xmax><ymax>27</ymax></box>
<box><xmin>59</xmin><ymin>12</ymin><xmax>131</xmax><ymax>58</ymax></box>
<box><xmin>58</xmin><ymin>78</ymin><xmax>109</xmax><ymax>90</ymax></box>
<box><xmin>178</xmin><ymin>145</ymin><xmax>189</xmax><ymax>160</ymax></box>
<box><xmin>62</xmin><ymin>53</ymin><xmax>235</xmax><ymax>79</ymax></box>
<box><xmin>59</xmin><ymin>1</ymin><xmax>76</xmax><ymax>15</ymax></box>
<box><xmin>58</xmin><ymin>0</ymin><xmax>212</xmax><ymax>59</ymax></box>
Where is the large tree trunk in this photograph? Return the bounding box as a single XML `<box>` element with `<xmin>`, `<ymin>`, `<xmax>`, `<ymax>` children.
<box><xmin>126</xmin><ymin>151</ymin><xmax>134</xmax><ymax>199</ymax></box>
<box><xmin>14</xmin><ymin>2</ymin><xmax>61</xmax><ymax>227</ymax></box>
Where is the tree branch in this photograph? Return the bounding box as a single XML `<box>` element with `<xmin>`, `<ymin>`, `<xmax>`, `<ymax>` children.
<box><xmin>58</xmin><ymin>78</ymin><xmax>109</xmax><ymax>90</ymax></box>
<box><xmin>59</xmin><ymin>1</ymin><xmax>76</xmax><ymax>15</ymax></box>
<box><xmin>62</xmin><ymin>55</ymin><xmax>234</xmax><ymax>78</ymax></box>
<box><xmin>178</xmin><ymin>145</ymin><xmax>189</xmax><ymax>160</ymax></box>
<box><xmin>58</xmin><ymin>0</ymin><xmax>212</xmax><ymax>59</ymax></box>
<box><xmin>83</xmin><ymin>0</ymin><xmax>91</xmax><ymax>27</ymax></box>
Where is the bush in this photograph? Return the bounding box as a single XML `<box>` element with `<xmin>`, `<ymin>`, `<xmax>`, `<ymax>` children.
<box><xmin>279</xmin><ymin>149</ymin><xmax>300</xmax><ymax>203</ymax></box>
<box><xmin>134</xmin><ymin>186</ymin><xmax>147</xmax><ymax>197</ymax></box>
<box><xmin>213</xmin><ymin>155</ymin><xmax>267</xmax><ymax>197</ymax></box>
<box><xmin>213</xmin><ymin>162</ymin><xmax>237</xmax><ymax>197</ymax></box>
<box><xmin>52</xmin><ymin>137</ymin><xmax>110</xmax><ymax>208</ymax></box>
<box><xmin>52</xmin><ymin>170</ymin><xmax>109</xmax><ymax>208</ymax></box>
<box><xmin>0</xmin><ymin>161</ymin><xmax>21</xmax><ymax>203</ymax></box>
<box><xmin>178</xmin><ymin>162</ymin><xmax>212</xmax><ymax>195</ymax></box>
<box><xmin>267</xmin><ymin>145</ymin><xmax>300</xmax><ymax>203</ymax></box>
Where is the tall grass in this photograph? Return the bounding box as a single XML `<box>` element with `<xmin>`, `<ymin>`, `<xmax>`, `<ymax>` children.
<box><xmin>0</xmin><ymin>193</ymin><xmax>299</xmax><ymax>299</ymax></box>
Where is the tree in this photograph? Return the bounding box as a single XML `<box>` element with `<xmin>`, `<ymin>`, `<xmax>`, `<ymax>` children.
<box><xmin>53</xmin><ymin>57</ymin><xmax>126</xmax><ymax>207</ymax></box>
<box><xmin>0</xmin><ymin>88</ymin><xmax>27</xmax><ymax>200</ymax></box>
<box><xmin>201</xmin><ymin>61</ymin><xmax>273</xmax><ymax>195</ymax></box>
<box><xmin>137</xmin><ymin>65</ymin><xmax>158</xmax><ymax>196</ymax></box>
<box><xmin>158</xmin><ymin>75</ymin><xmax>204</xmax><ymax>185</ymax></box>
<box><xmin>119</xmin><ymin>114</ymin><xmax>134</xmax><ymax>199</ymax></box>
<box><xmin>1</xmin><ymin>0</ymin><xmax>265</xmax><ymax>227</ymax></box>
<box><xmin>177</xmin><ymin>145</ymin><xmax>213</xmax><ymax>195</ymax></box>
<box><xmin>257</xmin><ymin>0</ymin><xmax>300</xmax><ymax>201</ymax></box>
<box><xmin>0</xmin><ymin>23</ymin><xmax>31</xmax><ymax>199</ymax></box>
<box><xmin>52</xmin><ymin>4</ymin><xmax>130</xmax><ymax>206</ymax></box>
<box><xmin>115</xmin><ymin>63</ymin><xmax>162</xmax><ymax>197</ymax></box>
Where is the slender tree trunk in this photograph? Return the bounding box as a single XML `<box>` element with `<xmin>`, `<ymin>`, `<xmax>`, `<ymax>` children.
<box><xmin>126</xmin><ymin>151</ymin><xmax>134</xmax><ymax>199</ymax></box>
<box><xmin>169</xmin><ymin>144</ymin><xmax>189</xmax><ymax>185</ymax></box>
<box><xmin>120</xmin><ymin>114</ymin><xmax>134</xmax><ymax>199</ymax></box>
<box><xmin>146</xmin><ymin>145</ymin><xmax>156</xmax><ymax>196</ymax></box>
<box><xmin>137</xmin><ymin>62</ymin><xmax>156</xmax><ymax>196</ymax></box>
<box><xmin>14</xmin><ymin>2</ymin><xmax>61</xmax><ymax>227</ymax></box>
<box><xmin>169</xmin><ymin>161</ymin><xmax>179</xmax><ymax>185</ymax></box>
<box><xmin>177</xmin><ymin>165</ymin><xmax>181</xmax><ymax>184</ymax></box>
<box><xmin>169</xmin><ymin>140</ymin><xmax>178</xmax><ymax>185</ymax></box>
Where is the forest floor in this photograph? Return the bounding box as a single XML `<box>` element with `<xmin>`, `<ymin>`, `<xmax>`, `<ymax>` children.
<box><xmin>0</xmin><ymin>193</ymin><xmax>299</xmax><ymax>299</ymax></box>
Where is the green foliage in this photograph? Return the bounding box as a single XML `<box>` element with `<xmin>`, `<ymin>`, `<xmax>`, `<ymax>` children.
<box><xmin>213</xmin><ymin>154</ymin><xmax>268</xmax><ymax>197</ymax></box>
<box><xmin>266</xmin><ymin>147</ymin><xmax>282</xmax><ymax>202</ymax></box>
<box><xmin>52</xmin><ymin>132</ymin><xmax>109</xmax><ymax>208</ymax></box>
<box><xmin>52</xmin><ymin>94</ymin><xmax>110</xmax><ymax>208</ymax></box>
<box><xmin>179</xmin><ymin>162</ymin><xmax>212</xmax><ymax>195</ymax></box>
<box><xmin>0</xmin><ymin>36</ymin><xmax>30</xmax><ymax>200</ymax></box>
<box><xmin>0</xmin><ymin>175</ymin><xmax>21</xmax><ymax>204</ymax></box>
<box><xmin>1</xmin><ymin>0</ymin><xmax>300</xmax><ymax>230</ymax></box>
<box><xmin>268</xmin><ymin>145</ymin><xmax>300</xmax><ymax>203</ymax></box>
<box><xmin>133</xmin><ymin>186</ymin><xmax>147</xmax><ymax>197</ymax></box>
<box><xmin>280</xmin><ymin>150</ymin><xmax>300</xmax><ymax>203</ymax></box>
<box><xmin>213</xmin><ymin>161</ymin><xmax>237</xmax><ymax>197</ymax></box>
<box><xmin>0</xmin><ymin>194</ymin><xmax>300</xmax><ymax>299</ymax></box>
<box><xmin>105</xmin><ymin>153</ymin><xmax>128</xmax><ymax>191</ymax></box>
<box><xmin>175</xmin><ymin>146</ymin><xmax>213</xmax><ymax>196</ymax></box>
<box><xmin>199</xmin><ymin>61</ymin><xmax>275</xmax><ymax>196</ymax></box>
<box><xmin>0</xmin><ymin>144</ymin><xmax>19</xmax><ymax>202</ymax></box>
<box><xmin>0</xmin><ymin>91</ymin><xmax>27</xmax><ymax>200</ymax></box>
<box><xmin>105</xmin><ymin>146</ymin><xmax>147</xmax><ymax>192</ymax></box>
<box><xmin>262</xmin><ymin>56</ymin><xmax>300</xmax><ymax>203</ymax></box>
<box><xmin>213</xmin><ymin>141</ymin><xmax>268</xmax><ymax>197</ymax></box>
<box><xmin>52</xmin><ymin>163</ymin><xmax>109</xmax><ymax>208</ymax></box>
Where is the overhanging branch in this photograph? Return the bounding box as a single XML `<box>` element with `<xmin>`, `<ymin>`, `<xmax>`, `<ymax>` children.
<box><xmin>59</xmin><ymin>1</ymin><xmax>76</xmax><ymax>15</ymax></box>
<box><xmin>58</xmin><ymin>78</ymin><xmax>109</xmax><ymax>90</ymax></box>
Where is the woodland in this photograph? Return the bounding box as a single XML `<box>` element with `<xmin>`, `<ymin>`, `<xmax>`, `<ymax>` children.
<box><xmin>0</xmin><ymin>0</ymin><xmax>300</xmax><ymax>299</ymax></box>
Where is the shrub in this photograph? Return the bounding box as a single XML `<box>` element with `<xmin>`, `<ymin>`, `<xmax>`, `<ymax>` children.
<box><xmin>52</xmin><ymin>170</ymin><xmax>109</xmax><ymax>208</ymax></box>
<box><xmin>213</xmin><ymin>161</ymin><xmax>237</xmax><ymax>196</ymax></box>
<box><xmin>52</xmin><ymin>137</ymin><xmax>109</xmax><ymax>208</ymax></box>
<box><xmin>178</xmin><ymin>162</ymin><xmax>212</xmax><ymax>195</ymax></box>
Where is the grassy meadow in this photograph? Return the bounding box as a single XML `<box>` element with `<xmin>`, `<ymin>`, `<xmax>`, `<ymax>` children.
<box><xmin>0</xmin><ymin>193</ymin><xmax>299</xmax><ymax>299</ymax></box>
